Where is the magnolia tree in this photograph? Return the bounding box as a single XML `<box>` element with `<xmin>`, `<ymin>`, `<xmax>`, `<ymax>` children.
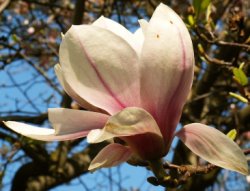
<box><xmin>0</xmin><ymin>0</ymin><xmax>249</xmax><ymax>191</ymax></box>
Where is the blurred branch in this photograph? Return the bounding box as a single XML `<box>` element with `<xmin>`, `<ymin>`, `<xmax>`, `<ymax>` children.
<box><xmin>10</xmin><ymin>143</ymin><xmax>107</xmax><ymax>191</ymax></box>
<box><xmin>195</xmin><ymin>27</ymin><xmax>250</xmax><ymax>52</ymax></box>
<box><xmin>199</xmin><ymin>49</ymin><xmax>233</xmax><ymax>66</ymax></box>
<box><xmin>23</xmin><ymin>0</ymin><xmax>67</xmax><ymax>9</ymax></box>
<box><xmin>0</xmin><ymin>113</ymin><xmax>47</xmax><ymax>124</ymax></box>
<box><xmin>73</xmin><ymin>0</ymin><xmax>85</xmax><ymax>25</ymax></box>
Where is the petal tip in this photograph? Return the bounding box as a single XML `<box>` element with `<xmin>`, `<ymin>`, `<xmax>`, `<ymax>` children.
<box><xmin>88</xmin><ymin>163</ymin><xmax>99</xmax><ymax>172</ymax></box>
<box><xmin>88</xmin><ymin>143</ymin><xmax>132</xmax><ymax>171</ymax></box>
<box><xmin>87</xmin><ymin>129</ymin><xmax>103</xmax><ymax>143</ymax></box>
<box><xmin>61</xmin><ymin>32</ymin><xmax>65</xmax><ymax>39</ymax></box>
<box><xmin>54</xmin><ymin>63</ymin><xmax>61</xmax><ymax>71</ymax></box>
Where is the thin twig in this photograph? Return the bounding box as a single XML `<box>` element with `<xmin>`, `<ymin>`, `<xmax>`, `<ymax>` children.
<box><xmin>195</xmin><ymin>27</ymin><xmax>250</xmax><ymax>51</ymax></box>
<box><xmin>19</xmin><ymin>52</ymin><xmax>62</xmax><ymax>95</ymax></box>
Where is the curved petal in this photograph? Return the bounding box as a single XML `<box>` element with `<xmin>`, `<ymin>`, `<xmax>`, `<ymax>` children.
<box><xmin>87</xmin><ymin>107</ymin><xmax>165</xmax><ymax>160</ymax></box>
<box><xmin>140</xmin><ymin>4</ymin><xmax>194</xmax><ymax>146</ymax></box>
<box><xmin>49</xmin><ymin>108</ymin><xmax>109</xmax><ymax>135</ymax></box>
<box><xmin>87</xmin><ymin>107</ymin><xmax>162</xmax><ymax>142</ymax></box>
<box><xmin>134</xmin><ymin>19</ymin><xmax>148</xmax><ymax>56</ymax></box>
<box><xmin>138</xmin><ymin>19</ymin><xmax>148</xmax><ymax>35</ymax></box>
<box><xmin>55</xmin><ymin>64</ymin><xmax>106</xmax><ymax>113</ymax></box>
<box><xmin>3</xmin><ymin>121</ymin><xmax>85</xmax><ymax>141</ymax></box>
<box><xmin>4</xmin><ymin>109</ymin><xmax>109</xmax><ymax>141</ymax></box>
<box><xmin>93</xmin><ymin>16</ymin><xmax>141</xmax><ymax>55</ymax></box>
<box><xmin>176</xmin><ymin>123</ymin><xmax>248</xmax><ymax>175</ymax></box>
<box><xmin>59</xmin><ymin>25</ymin><xmax>140</xmax><ymax>115</ymax></box>
<box><xmin>88</xmin><ymin>143</ymin><xmax>132</xmax><ymax>171</ymax></box>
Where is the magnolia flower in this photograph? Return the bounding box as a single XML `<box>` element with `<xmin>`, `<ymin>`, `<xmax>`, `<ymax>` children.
<box><xmin>4</xmin><ymin>4</ymin><xmax>248</xmax><ymax>175</ymax></box>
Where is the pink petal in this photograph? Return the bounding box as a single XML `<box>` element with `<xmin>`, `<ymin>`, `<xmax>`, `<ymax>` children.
<box><xmin>59</xmin><ymin>25</ymin><xmax>140</xmax><ymax>115</ymax></box>
<box><xmin>4</xmin><ymin>109</ymin><xmax>109</xmax><ymax>141</ymax></box>
<box><xmin>88</xmin><ymin>143</ymin><xmax>132</xmax><ymax>171</ymax></box>
<box><xmin>55</xmin><ymin>64</ymin><xmax>106</xmax><ymax>113</ymax></box>
<box><xmin>87</xmin><ymin>107</ymin><xmax>162</xmax><ymax>142</ymax></box>
<box><xmin>93</xmin><ymin>16</ymin><xmax>141</xmax><ymax>55</ymax></box>
<box><xmin>87</xmin><ymin>107</ymin><xmax>165</xmax><ymax>160</ymax></box>
<box><xmin>49</xmin><ymin>108</ymin><xmax>109</xmax><ymax>134</ymax></box>
<box><xmin>176</xmin><ymin>123</ymin><xmax>248</xmax><ymax>175</ymax></box>
<box><xmin>140</xmin><ymin>4</ymin><xmax>194</xmax><ymax>146</ymax></box>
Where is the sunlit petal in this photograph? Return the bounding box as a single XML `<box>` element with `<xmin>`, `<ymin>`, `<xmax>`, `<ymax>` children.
<box><xmin>55</xmin><ymin>64</ymin><xmax>106</xmax><ymax>113</ymax></box>
<box><xmin>87</xmin><ymin>107</ymin><xmax>165</xmax><ymax>160</ymax></box>
<box><xmin>133</xmin><ymin>19</ymin><xmax>148</xmax><ymax>55</ymax></box>
<box><xmin>4</xmin><ymin>109</ymin><xmax>109</xmax><ymax>141</ymax></box>
<box><xmin>93</xmin><ymin>16</ymin><xmax>141</xmax><ymax>55</ymax></box>
<box><xmin>140</xmin><ymin>3</ymin><xmax>194</xmax><ymax>145</ymax></box>
<box><xmin>138</xmin><ymin>19</ymin><xmax>148</xmax><ymax>35</ymax></box>
<box><xmin>88</xmin><ymin>143</ymin><xmax>132</xmax><ymax>171</ymax></box>
<box><xmin>59</xmin><ymin>25</ymin><xmax>140</xmax><ymax>114</ymax></box>
<box><xmin>176</xmin><ymin>123</ymin><xmax>248</xmax><ymax>175</ymax></box>
<box><xmin>4</xmin><ymin>121</ymin><xmax>88</xmax><ymax>141</ymax></box>
<box><xmin>49</xmin><ymin>108</ymin><xmax>109</xmax><ymax>134</ymax></box>
<box><xmin>87</xmin><ymin>107</ymin><xmax>162</xmax><ymax>143</ymax></box>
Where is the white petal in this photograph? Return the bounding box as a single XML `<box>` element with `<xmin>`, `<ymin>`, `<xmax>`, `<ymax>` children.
<box><xmin>4</xmin><ymin>109</ymin><xmax>109</xmax><ymax>141</ymax></box>
<box><xmin>133</xmin><ymin>19</ymin><xmax>148</xmax><ymax>56</ymax></box>
<box><xmin>87</xmin><ymin>107</ymin><xmax>162</xmax><ymax>143</ymax></box>
<box><xmin>49</xmin><ymin>108</ymin><xmax>109</xmax><ymax>134</ymax></box>
<box><xmin>87</xmin><ymin>107</ymin><xmax>165</xmax><ymax>160</ymax></box>
<box><xmin>93</xmin><ymin>16</ymin><xmax>141</xmax><ymax>55</ymax></box>
<box><xmin>59</xmin><ymin>25</ymin><xmax>140</xmax><ymax>115</ymax></box>
<box><xmin>176</xmin><ymin>123</ymin><xmax>249</xmax><ymax>175</ymax></box>
<box><xmin>4</xmin><ymin>121</ymin><xmax>80</xmax><ymax>141</ymax></box>
<box><xmin>138</xmin><ymin>19</ymin><xmax>148</xmax><ymax>35</ymax></box>
<box><xmin>55</xmin><ymin>64</ymin><xmax>106</xmax><ymax>113</ymax></box>
<box><xmin>140</xmin><ymin>4</ymin><xmax>194</xmax><ymax>144</ymax></box>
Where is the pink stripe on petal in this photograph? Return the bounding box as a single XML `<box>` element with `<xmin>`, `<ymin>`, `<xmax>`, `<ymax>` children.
<box><xmin>59</xmin><ymin>25</ymin><xmax>140</xmax><ymax>114</ymax></box>
<box><xmin>157</xmin><ymin>25</ymin><xmax>193</xmax><ymax>149</ymax></box>
<box><xmin>55</xmin><ymin>64</ymin><xmax>107</xmax><ymax>113</ymax></box>
<box><xmin>76</xmin><ymin>36</ymin><xmax>126</xmax><ymax>109</ymax></box>
<box><xmin>140</xmin><ymin>4</ymin><xmax>194</xmax><ymax>150</ymax></box>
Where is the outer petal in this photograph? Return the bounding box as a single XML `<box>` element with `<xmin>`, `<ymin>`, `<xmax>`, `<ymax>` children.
<box><xmin>48</xmin><ymin>108</ymin><xmax>109</xmax><ymax>135</ymax></box>
<box><xmin>87</xmin><ymin>107</ymin><xmax>165</xmax><ymax>160</ymax></box>
<box><xmin>88</xmin><ymin>143</ymin><xmax>132</xmax><ymax>171</ymax></box>
<box><xmin>176</xmin><ymin>123</ymin><xmax>248</xmax><ymax>175</ymax></box>
<box><xmin>59</xmin><ymin>25</ymin><xmax>140</xmax><ymax>115</ymax></box>
<box><xmin>55</xmin><ymin>64</ymin><xmax>106</xmax><ymax>113</ymax></box>
<box><xmin>4</xmin><ymin>109</ymin><xmax>109</xmax><ymax>141</ymax></box>
<box><xmin>93</xmin><ymin>16</ymin><xmax>141</xmax><ymax>55</ymax></box>
<box><xmin>87</xmin><ymin>107</ymin><xmax>162</xmax><ymax>142</ymax></box>
<box><xmin>140</xmin><ymin>3</ymin><xmax>194</xmax><ymax>147</ymax></box>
